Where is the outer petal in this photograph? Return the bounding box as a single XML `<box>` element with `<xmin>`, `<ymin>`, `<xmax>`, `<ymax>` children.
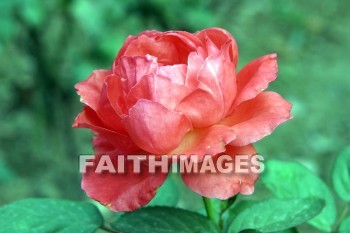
<box><xmin>196</xmin><ymin>28</ymin><xmax>238</xmax><ymax>67</ymax></box>
<box><xmin>172</xmin><ymin>91</ymin><xmax>291</xmax><ymax>159</ymax></box>
<box><xmin>222</xmin><ymin>92</ymin><xmax>292</xmax><ymax>147</ymax></box>
<box><xmin>122</xmin><ymin>99</ymin><xmax>193</xmax><ymax>154</ymax></box>
<box><xmin>96</xmin><ymin>81</ymin><xmax>125</xmax><ymax>133</ymax></box>
<box><xmin>105</xmin><ymin>76</ymin><xmax>129</xmax><ymax>115</ymax></box>
<box><xmin>73</xmin><ymin>106</ymin><xmax>138</xmax><ymax>151</ymax></box>
<box><xmin>82</xmin><ymin>136</ymin><xmax>167</xmax><ymax>212</ymax></box>
<box><xmin>182</xmin><ymin>144</ymin><xmax>259</xmax><ymax>199</ymax></box>
<box><xmin>75</xmin><ymin>70</ymin><xmax>111</xmax><ymax>110</ymax></box>
<box><xmin>231</xmin><ymin>53</ymin><xmax>278</xmax><ymax>110</ymax></box>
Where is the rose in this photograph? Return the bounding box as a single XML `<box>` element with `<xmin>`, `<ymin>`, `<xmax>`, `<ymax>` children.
<box><xmin>73</xmin><ymin>28</ymin><xmax>292</xmax><ymax>212</ymax></box>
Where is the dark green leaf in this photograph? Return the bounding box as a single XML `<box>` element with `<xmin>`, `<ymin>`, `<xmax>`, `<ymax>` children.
<box><xmin>239</xmin><ymin>230</ymin><xmax>260</xmax><ymax>233</ymax></box>
<box><xmin>0</xmin><ymin>198</ymin><xmax>103</xmax><ymax>233</ymax></box>
<box><xmin>111</xmin><ymin>206</ymin><xmax>219</xmax><ymax>233</ymax></box>
<box><xmin>261</xmin><ymin>160</ymin><xmax>336</xmax><ymax>232</ymax></box>
<box><xmin>332</xmin><ymin>147</ymin><xmax>350</xmax><ymax>201</ymax></box>
<box><xmin>227</xmin><ymin>198</ymin><xmax>324</xmax><ymax>233</ymax></box>
<box><xmin>274</xmin><ymin>228</ymin><xmax>299</xmax><ymax>233</ymax></box>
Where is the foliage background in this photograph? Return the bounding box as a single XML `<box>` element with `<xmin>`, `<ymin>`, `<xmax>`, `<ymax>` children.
<box><xmin>0</xmin><ymin>0</ymin><xmax>349</xmax><ymax>232</ymax></box>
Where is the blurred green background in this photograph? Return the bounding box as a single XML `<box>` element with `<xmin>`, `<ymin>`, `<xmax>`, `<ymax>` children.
<box><xmin>0</xmin><ymin>0</ymin><xmax>349</xmax><ymax>231</ymax></box>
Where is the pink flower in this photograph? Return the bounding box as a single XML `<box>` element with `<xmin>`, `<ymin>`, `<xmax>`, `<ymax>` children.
<box><xmin>73</xmin><ymin>28</ymin><xmax>292</xmax><ymax>211</ymax></box>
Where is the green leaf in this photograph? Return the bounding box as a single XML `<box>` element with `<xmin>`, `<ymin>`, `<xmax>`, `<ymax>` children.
<box><xmin>224</xmin><ymin>202</ymin><xmax>299</xmax><ymax>233</ymax></box>
<box><xmin>239</xmin><ymin>230</ymin><xmax>260</xmax><ymax>233</ymax></box>
<box><xmin>238</xmin><ymin>230</ymin><xmax>298</xmax><ymax>233</ymax></box>
<box><xmin>332</xmin><ymin>147</ymin><xmax>350</xmax><ymax>201</ymax></box>
<box><xmin>111</xmin><ymin>206</ymin><xmax>219</xmax><ymax>233</ymax></box>
<box><xmin>227</xmin><ymin>197</ymin><xmax>324</xmax><ymax>233</ymax></box>
<box><xmin>339</xmin><ymin>216</ymin><xmax>350</xmax><ymax>233</ymax></box>
<box><xmin>223</xmin><ymin>199</ymin><xmax>256</xmax><ymax>232</ymax></box>
<box><xmin>261</xmin><ymin>160</ymin><xmax>336</xmax><ymax>232</ymax></box>
<box><xmin>274</xmin><ymin>228</ymin><xmax>299</xmax><ymax>233</ymax></box>
<box><xmin>0</xmin><ymin>198</ymin><xmax>103</xmax><ymax>233</ymax></box>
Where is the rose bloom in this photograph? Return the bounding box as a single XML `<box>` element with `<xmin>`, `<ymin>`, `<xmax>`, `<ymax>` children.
<box><xmin>73</xmin><ymin>28</ymin><xmax>292</xmax><ymax>212</ymax></box>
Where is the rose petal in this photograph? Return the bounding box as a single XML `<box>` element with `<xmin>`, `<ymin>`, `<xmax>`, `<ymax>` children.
<box><xmin>170</xmin><ymin>124</ymin><xmax>236</xmax><ymax>161</ymax></box>
<box><xmin>115</xmin><ymin>30</ymin><xmax>203</xmax><ymax>67</ymax></box>
<box><xmin>157</xmin><ymin>64</ymin><xmax>187</xmax><ymax>85</ymax></box>
<box><xmin>173</xmin><ymin>91</ymin><xmax>291</xmax><ymax>158</ymax></box>
<box><xmin>163</xmin><ymin>31</ymin><xmax>203</xmax><ymax>50</ymax></box>
<box><xmin>82</xmin><ymin>151</ymin><xmax>167</xmax><ymax>212</ymax></box>
<box><xmin>113</xmin><ymin>31</ymin><xmax>162</xmax><ymax>72</ymax></box>
<box><xmin>128</xmin><ymin>74</ymin><xmax>190</xmax><ymax>111</ymax></box>
<box><xmin>73</xmin><ymin>106</ymin><xmax>138</xmax><ymax>151</ymax></box>
<box><xmin>105</xmin><ymin>76</ymin><xmax>129</xmax><ymax>115</ymax></box>
<box><xmin>73</xmin><ymin>106</ymin><xmax>108</xmax><ymax>132</ymax></box>
<box><xmin>197</xmin><ymin>44</ymin><xmax>236</xmax><ymax>117</ymax></box>
<box><xmin>82</xmin><ymin>159</ymin><xmax>167</xmax><ymax>212</ymax></box>
<box><xmin>221</xmin><ymin>92</ymin><xmax>292</xmax><ymax>147</ymax></box>
<box><xmin>185</xmin><ymin>52</ymin><xmax>204</xmax><ymax>89</ymax></box>
<box><xmin>75</xmin><ymin>70</ymin><xmax>111</xmax><ymax>110</ymax></box>
<box><xmin>176</xmin><ymin>89</ymin><xmax>224</xmax><ymax>128</ymax></box>
<box><xmin>182</xmin><ymin>144</ymin><xmax>259</xmax><ymax>199</ymax></box>
<box><xmin>160</xmin><ymin>31</ymin><xmax>203</xmax><ymax>64</ymax></box>
<box><xmin>123</xmin><ymin>100</ymin><xmax>192</xmax><ymax>154</ymax></box>
<box><xmin>96</xmin><ymin>82</ymin><xmax>125</xmax><ymax>133</ymax></box>
<box><xmin>119</xmin><ymin>55</ymin><xmax>158</xmax><ymax>91</ymax></box>
<box><xmin>202</xmin><ymin>34</ymin><xmax>221</xmax><ymax>57</ymax></box>
<box><xmin>231</xmin><ymin>53</ymin><xmax>278</xmax><ymax>110</ymax></box>
<box><xmin>122</xmin><ymin>35</ymin><xmax>179</xmax><ymax>65</ymax></box>
<box><xmin>196</xmin><ymin>28</ymin><xmax>238</xmax><ymax>67</ymax></box>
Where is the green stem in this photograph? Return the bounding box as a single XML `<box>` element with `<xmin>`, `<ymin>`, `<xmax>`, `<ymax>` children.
<box><xmin>203</xmin><ymin>197</ymin><xmax>218</xmax><ymax>223</ymax></box>
<box><xmin>203</xmin><ymin>197</ymin><xmax>233</xmax><ymax>231</ymax></box>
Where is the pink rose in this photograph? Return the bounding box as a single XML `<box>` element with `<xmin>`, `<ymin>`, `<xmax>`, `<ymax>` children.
<box><xmin>73</xmin><ymin>28</ymin><xmax>292</xmax><ymax>211</ymax></box>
